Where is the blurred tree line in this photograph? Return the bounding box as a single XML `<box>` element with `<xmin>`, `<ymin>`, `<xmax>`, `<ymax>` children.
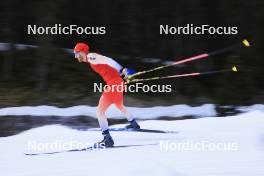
<box><xmin>0</xmin><ymin>0</ymin><xmax>263</xmax><ymax>107</ymax></box>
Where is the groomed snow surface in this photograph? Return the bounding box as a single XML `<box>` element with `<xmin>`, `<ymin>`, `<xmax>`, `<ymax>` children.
<box><xmin>1</xmin><ymin>110</ymin><xmax>264</xmax><ymax>176</ymax></box>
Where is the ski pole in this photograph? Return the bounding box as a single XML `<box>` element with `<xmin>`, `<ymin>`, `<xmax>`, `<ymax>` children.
<box><xmin>127</xmin><ymin>39</ymin><xmax>250</xmax><ymax>80</ymax></box>
<box><xmin>126</xmin><ymin>66</ymin><xmax>238</xmax><ymax>84</ymax></box>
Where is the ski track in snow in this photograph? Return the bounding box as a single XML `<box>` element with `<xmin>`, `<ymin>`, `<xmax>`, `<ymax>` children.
<box><xmin>1</xmin><ymin>111</ymin><xmax>264</xmax><ymax>176</ymax></box>
<box><xmin>0</xmin><ymin>104</ymin><xmax>216</xmax><ymax>119</ymax></box>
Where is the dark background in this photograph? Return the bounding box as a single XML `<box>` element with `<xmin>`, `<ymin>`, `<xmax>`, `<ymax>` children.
<box><xmin>0</xmin><ymin>0</ymin><xmax>263</xmax><ymax>107</ymax></box>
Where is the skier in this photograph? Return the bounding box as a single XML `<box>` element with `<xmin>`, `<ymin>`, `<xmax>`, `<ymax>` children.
<box><xmin>73</xmin><ymin>42</ymin><xmax>140</xmax><ymax>147</ymax></box>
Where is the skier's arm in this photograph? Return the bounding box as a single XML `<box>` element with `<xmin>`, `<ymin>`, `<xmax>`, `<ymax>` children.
<box><xmin>102</xmin><ymin>55</ymin><xmax>136</xmax><ymax>78</ymax></box>
<box><xmin>88</xmin><ymin>53</ymin><xmax>135</xmax><ymax>78</ymax></box>
<box><xmin>89</xmin><ymin>53</ymin><xmax>123</xmax><ymax>73</ymax></box>
<box><xmin>105</xmin><ymin>57</ymin><xmax>123</xmax><ymax>74</ymax></box>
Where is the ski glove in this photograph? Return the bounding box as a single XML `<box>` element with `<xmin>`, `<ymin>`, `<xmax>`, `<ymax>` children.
<box><xmin>120</xmin><ymin>68</ymin><xmax>136</xmax><ymax>80</ymax></box>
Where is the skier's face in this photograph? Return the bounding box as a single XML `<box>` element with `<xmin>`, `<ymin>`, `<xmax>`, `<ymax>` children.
<box><xmin>75</xmin><ymin>51</ymin><xmax>86</xmax><ymax>62</ymax></box>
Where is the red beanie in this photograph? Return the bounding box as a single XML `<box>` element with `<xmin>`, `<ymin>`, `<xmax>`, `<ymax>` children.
<box><xmin>74</xmin><ymin>42</ymin><xmax>89</xmax><ymax>54</ymax></box>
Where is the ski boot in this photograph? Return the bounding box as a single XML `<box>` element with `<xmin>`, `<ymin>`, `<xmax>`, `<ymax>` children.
<box><xmin>94</xmin><ymin>130</ymin><xmax>114</xmax><ymax>148</ymax></box>
<box><xmin>126</xmin><ymin>119</ymin><xmax>140</xmax><ymax>130</ymax></box>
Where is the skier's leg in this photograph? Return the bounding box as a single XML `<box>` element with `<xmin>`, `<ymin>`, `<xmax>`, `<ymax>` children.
<box><xmin>96</xmin><ymin>94</ymin><xmax>114</xmax><ymax>147</ymax></box>
<box><xmin>114</xmin><ymin>94</ymin><xmax>140</xmax><ymax>129</ymax></box>
<box><xmin>113</xmin><ymin>91</ymin><xmax>133</xmax><ymax>121</ymax></box>
<box><xmin>115</xmin><ymin>101</ymin><xmax>133</xmax><ymax>121</ymax></box>
<box><xmin>96</xmin><ymin>94</ymin><xmax>112</xmax><ymax>131</ymax></box>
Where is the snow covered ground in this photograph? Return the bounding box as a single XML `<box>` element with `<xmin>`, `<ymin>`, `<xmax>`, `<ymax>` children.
<box><xmin>1</xmin><ymin>104</ymin><xmax>264</xmax><ymax>119</ymax></box>
<box><xmin>0</xmin><ymin>104</ymin><xmax>216</xmax><ymax>119</ymax></box>
<box><xmin>1</xmin><ymin>110</ymin><xmax>264</xmax><ymax>176</ymax></box>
